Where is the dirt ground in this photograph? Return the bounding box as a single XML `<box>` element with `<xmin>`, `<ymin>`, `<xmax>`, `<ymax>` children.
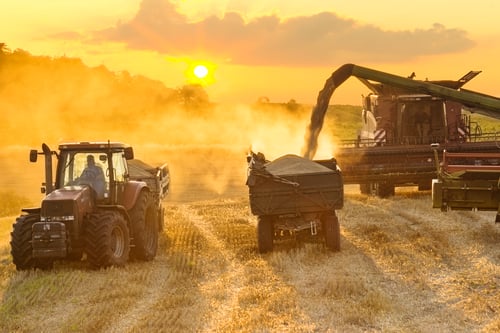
<box><xmin>0</xmin><ymin>147</ymin><xmax>499</xmax><ymax>332</ymax></box>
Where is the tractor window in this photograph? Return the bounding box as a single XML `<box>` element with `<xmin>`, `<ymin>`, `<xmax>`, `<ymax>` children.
<box><xmin>112</xmin><ymin>152</ymin><xmax>128</xmax><ymax>182</ymax></box>
<box><xmin>60</xmin><ymin>152</ymin><xmax>109</xmax><ymax>199</ymax></box>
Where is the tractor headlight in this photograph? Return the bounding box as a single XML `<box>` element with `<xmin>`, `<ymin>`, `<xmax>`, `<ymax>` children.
<box><xmin>41</xmin><ymin>215</ymin><xmax>75</xmax><ymax>222</ymax></box>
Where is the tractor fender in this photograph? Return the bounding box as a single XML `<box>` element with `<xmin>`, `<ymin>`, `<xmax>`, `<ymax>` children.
<box><xmin>96</xmin><ymin>205</ymin><xmax>130</xmax><ymax>227</ymax></box>
<box><xmin>122</xmin><ymin>181</ymin><xmax>149</xmax><ymax>211</ymax></box>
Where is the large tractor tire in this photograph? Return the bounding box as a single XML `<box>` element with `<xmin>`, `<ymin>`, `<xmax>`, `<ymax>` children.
<box><xmin>129</xmin><ymin>191</ymin><xmax>158</xmax><ymax>261</ymax></box>
<box><xmin>10</xmin><ymin>214</ymin><xmax>53</xmax><ymax>270</ymax></box>
<box><xmin>322</xmin><ymin>212</ymin><xmax>341</xmax><ymax>252</ymax></box>
<box><xmin>257</xmin><ymin>216</ymin><xmax>274</xmax><ymax>254</ymax></box>
<box><xmin>84</xmin><ymin>210</ymin><xmax>130</xmax><ymax>268</ymax></box>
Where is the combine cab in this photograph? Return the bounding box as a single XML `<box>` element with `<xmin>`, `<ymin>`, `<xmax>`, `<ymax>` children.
<box><xmin>431</xmin><ymin>145</ymin><xmax>500</xmax><ymax>223</ymax></box>
<box><xmin>304</xmin><ymin>64</ymin><xmax>500</xmax><ymax>197</ymax></box>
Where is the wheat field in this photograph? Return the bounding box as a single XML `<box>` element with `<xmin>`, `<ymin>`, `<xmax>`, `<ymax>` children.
<box><xmin>1</xmin><ymin>54</ymin><xmax>499</xmax><ymax>332</ymax></box>
<box><xmin>0</xmin><ymin>183</ymin><xmax>499</xmax><ymax>332</ymax></box>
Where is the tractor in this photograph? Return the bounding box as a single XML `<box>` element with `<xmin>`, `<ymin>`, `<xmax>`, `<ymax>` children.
<box><xmin>10</xmin><ymin>141</ymin><xmax>169</xmax><ymax>269</ymax></box>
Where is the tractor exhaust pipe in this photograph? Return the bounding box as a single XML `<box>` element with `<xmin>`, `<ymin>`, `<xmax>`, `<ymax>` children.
<box><xmin>41</xmin><ymin>143</ymin><xmax>54</xmax><ymax>194</ymax></box>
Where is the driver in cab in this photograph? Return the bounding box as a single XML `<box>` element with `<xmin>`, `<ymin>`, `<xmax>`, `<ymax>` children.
<box><xmin>78</xmin><ymin>155</ymin><xmax>105</xmax><ymax>198</ymax></box>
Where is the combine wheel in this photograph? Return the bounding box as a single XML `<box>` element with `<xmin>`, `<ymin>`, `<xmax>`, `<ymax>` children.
<box><xmin>359</xmin><ymin>183</ymin><xmax>371</xmax><ymax>194</ymax></box>
<box><xmin>376</xmin><ymin>182</ymin><xmax>395</xmax><ymax>198</ymax></box>
<box><xmin>257</xmin><ymin>216</ymin><xmax>274</xmax><ymax>253</ymax></box>
<box><xmin>10</xmin><ymin>214</ymin><xmax>53</xmax><ymax>270</ymax></box>
<box><xmin>129</xmin><ymin>191</ymin><xmax>159</xmax><ymax>261</ymax></box>
<box><xmin>84</xmin><ymin>210</ymin><xmax>130</xmax><ymax>268</ymax></box>
<box><xmin>418</xmin><ymin>181</ymin><xmax>432</xmax><ymax>191</ymax></box>
<box><xmin>322</xmin><ymin>212</ymin><xmax>340</xmax><ymax>251</ymax></box>
<box><xmin>360</xmin><ymin>183</ymin><xmax>394</xmax><ymax>197</ymax></box>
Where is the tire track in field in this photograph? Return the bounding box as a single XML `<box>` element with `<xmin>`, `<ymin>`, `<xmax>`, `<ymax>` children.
<box><xmin>341</xmin><ymin>194</ymin><xmax>497</xmax><ymax>331</ymax></box>
<box><xmin>104</xmin><ymin>257</ymin><xmax>172</xmax><ymax>333</ymax></box>
<box><xmin>177</xmin><ymin>204</ymin><xmax>246</xmax><ymax>332</ymax></box>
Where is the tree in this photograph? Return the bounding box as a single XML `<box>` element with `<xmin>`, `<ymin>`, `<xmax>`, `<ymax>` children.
<box><xmin>0</xmin><ymin>43</ymin><xmax>9</xmax><ymax>54</ymax></box>
<box><xmin>177</xmin><ymin>84</ymin><xmax>210</xmax><ymax>110</ymax></box>
<box><xmin>286</xmin><ymin>99</ymin><xmax>300</xmax><ymax>112</ymax></box>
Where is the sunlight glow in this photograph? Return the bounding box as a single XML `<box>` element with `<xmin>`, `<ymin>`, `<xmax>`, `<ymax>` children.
<box><xmin>194</xmin><ymin>65</ymin><xmax>209</xmax><ymax>79</ymax></box>
<box><xmin>183</xmin><ymin>60</ymin><xmax>217</xmax><ymax>86</ymax></box>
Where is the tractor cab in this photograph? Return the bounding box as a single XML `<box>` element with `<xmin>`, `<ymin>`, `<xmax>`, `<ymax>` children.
<box><xmin>31</xmin><ymin>142</ymin><xmax>135</xmax><ymax>205</ymax></box>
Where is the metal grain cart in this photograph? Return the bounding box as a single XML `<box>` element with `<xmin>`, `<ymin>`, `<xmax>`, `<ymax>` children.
<box><xmin>246</xmin><ymin>152</ymin><xmax>343</xmax><ymax>253</ymax></box>
<box><xmin>431</xmin><ymin>144</ymin><xmax>500</xmax><ymax>223</ymax></box>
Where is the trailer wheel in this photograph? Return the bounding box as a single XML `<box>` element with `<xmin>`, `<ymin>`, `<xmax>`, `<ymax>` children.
<box><xmin>257</xmin><ymin>216</ymin><xmax>274</xmax><ymax>253</ymax></box>
<box><xmin>322</xmin><ymin>212</ymin><xmax>340</xmax><ymax>251</ymax></box>
<box><xmin>129</xmin><ymin>191</ymin><xmax>158</xmax><ymax>261</ymax></box>
<box><xmin>158</xmin><ymin>204</ymin><xmax>165</xmax><ymax>232</ymax></box>
<box><xmin>10</xmin><ymin>214</ymin><xmax>53</xmax><ymax>270</ymax></box>
<box><xmin>84</xmin><ymin>210</ymin><xmax>130</xmax><ymax>268</ymax></box>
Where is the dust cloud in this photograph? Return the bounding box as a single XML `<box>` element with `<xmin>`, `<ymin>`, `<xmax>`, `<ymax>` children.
<box><xmin>0</xmin><ymin>53</ymin><xmax>337</xmax><ymax>204</ymax></box>
<box><xmin>97</xmin><ymin>103</ymin><xmax>335</xmax><ymax>202</ymax></box>
<box><xmin>1</xmin><ymin>101</ymin><xmax>335</xmax><ymax>203</ymax></box>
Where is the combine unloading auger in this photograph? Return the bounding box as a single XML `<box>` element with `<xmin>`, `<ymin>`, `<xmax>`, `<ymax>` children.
<box><xmin>303</xmin><ymin>63</ymin><xmax>500</xmax><ymax>159</ymax></box>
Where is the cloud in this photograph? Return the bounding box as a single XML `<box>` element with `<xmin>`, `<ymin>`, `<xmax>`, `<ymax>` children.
<box><xmin>91</xmin><ymin>0</ymin><xmax>474</xmax><ymax>66</ymax></box>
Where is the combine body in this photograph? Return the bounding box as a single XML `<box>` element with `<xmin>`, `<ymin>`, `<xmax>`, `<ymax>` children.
<box><xmin>246</xmin><ymin>152</ymin><xmax>343</xmax><ymax>253</ymax></box>
<box><xmin>432</xmin><ymin>148</ymin><xmax>500</xmax><ymax>223</ymax></box>
<box><xmin>10</xmin><ymin>142</ymin><xmax>170</xmax><ymax>270</ymax></box>
<box><xmin>308</xmin><ymin>64</ymin><xmax>500</xmax><ymax>197</ymax></box>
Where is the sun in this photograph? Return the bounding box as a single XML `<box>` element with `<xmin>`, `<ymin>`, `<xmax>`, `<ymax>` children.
<box><xmin>184</xmin><ymin>61</ymin><xmax>216</xmax><ymax>85</ymax></box>
<box><xmin>193</xmin><ymin>65</ymin><xmax>209</xmax><ymax>79</ymax></box>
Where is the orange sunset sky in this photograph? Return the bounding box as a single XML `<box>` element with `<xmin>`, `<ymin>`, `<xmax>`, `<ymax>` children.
<box><xmin>2</xmin><ymin>0</ymin><xmax>500</xmax><ymax>105</ymax></box>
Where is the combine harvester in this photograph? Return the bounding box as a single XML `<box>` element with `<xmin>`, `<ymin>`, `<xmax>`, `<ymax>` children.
<box><xmin>431</xmin><ymin>144</ymin><xmax>500</xmax><ymax>223</ymax></box>
<box><xmin>303</xmin><ymin>64</ymin><xmax>500</xmax><ymax>197</ymax></box>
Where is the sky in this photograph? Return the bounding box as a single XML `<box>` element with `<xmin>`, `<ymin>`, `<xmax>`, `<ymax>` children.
<box><xmin>2</xmin><ymin>0</ymin><xmax>500</xmax><ymax>105</ymax></box>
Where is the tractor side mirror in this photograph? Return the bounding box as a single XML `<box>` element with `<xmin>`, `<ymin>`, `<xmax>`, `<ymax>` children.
<box><xmin>124</xmin><ymin>147</ymin><xmax>134</xmax><ymax>160</ymax></box>
<box><xmin>30</xmin><ymin>149</ymin><xmax>38</xmax><ymax>162</ymax></box>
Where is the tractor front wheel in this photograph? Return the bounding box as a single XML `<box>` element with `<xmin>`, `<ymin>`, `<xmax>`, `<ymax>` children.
<box><xmin>84</xmin><ymin>210</ymin><xmax>130</xmax><ymax>268</ymax></box>
<box><xmin>11</xmin><ymin>214</ymin><xmax>36</xmax><ymax>270</ymax></box>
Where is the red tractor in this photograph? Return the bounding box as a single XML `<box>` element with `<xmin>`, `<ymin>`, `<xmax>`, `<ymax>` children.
<box><xmin>10</xmin><ymin>141</ymin><xmax>169</xmax><ymax>269</ymax></box>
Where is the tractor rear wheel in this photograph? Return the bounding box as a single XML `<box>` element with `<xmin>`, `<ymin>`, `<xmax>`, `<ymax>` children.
<box><xmin>257</xmin><ymin>216</ymin><xmax>274</xmax><ymax>253</ymax></box>
<box><xmin>10</xmin><ymin>214</ymin><xmax>54</xmax><ymax>270</ymax></box>
<box><xmin>129</xmin><ymin>191</ymin><xmax>158</xmax><ymax>261</ymax></box>
<box><xmin>322</xmin><ymin>212</ymin><xmax>340</xmax><ymax>251</ymax></box>
<box><xmin>84</xmin><ymin>210</ymin><xmax>130</xmax><ymax>268</ymax></box>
